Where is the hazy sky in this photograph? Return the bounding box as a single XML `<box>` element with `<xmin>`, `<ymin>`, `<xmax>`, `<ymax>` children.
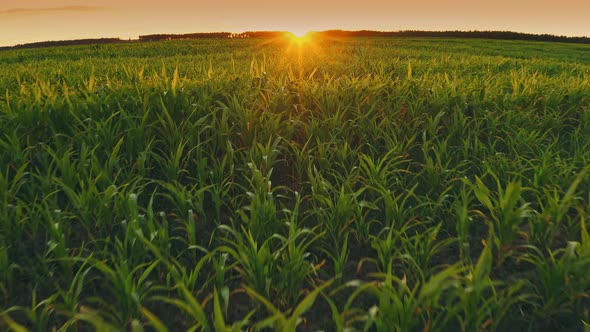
<box><xmin>1</xmin><ymin>0</ymin><xmax>589</xmax><ymax>46</ymax></box>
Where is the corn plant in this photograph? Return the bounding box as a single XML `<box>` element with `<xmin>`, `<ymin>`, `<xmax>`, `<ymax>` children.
<box><xmin>521</xmin><ymin>217</ymin><xmax>590</xmax><ymax>330</ymax></box>
<box><xmin>466</xmin><ymin>174</ymin><xmax>532</xmax><ymax>265</ymax></box>
<box><xmin>345</xmin><ymin>264</ymin><xmax>464</xmax><ymax>331</ymax></box>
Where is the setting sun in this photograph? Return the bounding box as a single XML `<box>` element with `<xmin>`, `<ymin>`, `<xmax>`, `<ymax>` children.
<box><xmin>288</xmin><ymin>30</ymin><xmax>314</xmax><ymax>44</ymax></box>
<box><xmin>291</xmin><ymin>29</ymin><xmax>310</xmax><ymax>38</ymax></box>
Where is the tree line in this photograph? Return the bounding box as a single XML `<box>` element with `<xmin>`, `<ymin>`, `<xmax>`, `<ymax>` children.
<box><xmin>138</xmin><ymin>32</ymin><xmax>233</xmax><ymax>41</ymax></box>
<box><xmin>318</xmin><ymin>30</ymin><xmax>590</xmax><ymax>44</ymax></box>
<box><xmin>2</xmin><ymin>30</ymin><xmax>589</xmax><ymax>50</ymax></box>
<box><xmin>0</xmin><ymin>38</ymin><xmax>125</xmax><ymax>50</ymax></box>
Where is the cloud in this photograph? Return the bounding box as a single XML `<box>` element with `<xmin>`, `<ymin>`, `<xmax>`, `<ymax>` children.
<box><xmin>0</xmin><ymin>6</ymin><xmax>106</xmax><ymax>16</ymax></box>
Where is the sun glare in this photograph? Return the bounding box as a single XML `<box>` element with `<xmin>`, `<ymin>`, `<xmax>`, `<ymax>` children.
<box><xmin>291</xmin><ymin>29</ymin><xmax>309</xmax><ymax>38</ymax></box>
<box><xmin>288</xmin><ymin>30</ymin><xmax>313</xmax><ymax>44</ymax></box>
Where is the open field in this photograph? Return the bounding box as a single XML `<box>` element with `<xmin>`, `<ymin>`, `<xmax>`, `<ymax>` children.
<box><xmin>1</xmin><ymin>36</ymin><xmax>590</xmax><ymax>331</ymax></box>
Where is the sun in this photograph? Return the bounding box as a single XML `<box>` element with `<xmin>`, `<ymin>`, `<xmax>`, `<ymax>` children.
<box><xmin>287</xmin><ymin>29</ymin><xmax>314</xmax><ymax>44</ymax></box>
<box><xmin>291</xmin><ymin>29</ymin><xmax>309</xmax><ymax>38</ymax></box>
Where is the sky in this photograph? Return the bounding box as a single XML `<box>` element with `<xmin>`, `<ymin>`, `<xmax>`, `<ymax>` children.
<box><xmin>1</xmin><ymin>0</ymin><xmax>589</xmax><ymax>46</ymax></box>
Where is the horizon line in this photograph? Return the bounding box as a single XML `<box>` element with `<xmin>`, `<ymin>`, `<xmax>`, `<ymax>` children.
<box><xmin>2</xmin><ymin>29</ymin><xmax>590</xmax><ymax>49</ymax></box>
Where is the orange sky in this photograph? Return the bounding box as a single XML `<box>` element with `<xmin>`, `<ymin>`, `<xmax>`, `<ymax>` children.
<box><xmin>1</xmin><ymin>0</ymin><xmax>589</xmax><ymax>46</ymax></box>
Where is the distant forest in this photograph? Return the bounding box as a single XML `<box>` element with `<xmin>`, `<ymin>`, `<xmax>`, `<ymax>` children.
<box><xmin>2</xmin><ymin>30</ymin><xmax>590</xmax><ymax>50</ymax></box>
<box><xmin>0</xmin><ymin>38</ymin><xmax>126</xmax><ymax>50</ymax></box>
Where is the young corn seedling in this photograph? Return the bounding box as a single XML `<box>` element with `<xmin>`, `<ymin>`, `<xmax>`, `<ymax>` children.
<box><xmin>206</xmin><ymin>140</ymin><xmax>235</xmax><ymax>224</ymax></box>
<box><xmin>217</xmin><ymin>224</ymin><xmax>277</xmax><ymax>301</ymax></box>
<box><xmin>152</xmin><ymin>139</ymin><xmax>190</xmax><ymax>183</ymax></box>
<box><xmin>452</xmin><ymin>242</ymin><xmax>528</xmax><ymax>332</ymax></box>
<box><xmin>374</xmin><ymin>183</ymin><xmax>419</xmax><ymax>230</ymax></box>
<box><xmin>244</xmin><ymin>279</ymin><xmax>333</xmax><ymax>331</ymax></box>
<box><xmin>453</xmin><ymin>184</ymin><xmax>476</xmax><ymax>262</ymax></box>
<box><xmin>41</xmin><ymin>205</ymin><xmax>72</xmax><ymax>277</ymax></box>
<box><xmin>64</xmin><ymin>306</ymin><xmax>118</xmax><ymax>332</ymax></box>
<box><xmin>53</xmin><ymin>256</ymin><xmax>94</xmax><ymax>321</ymax></box>
<box><xmin>358</xmin><ymin>149</ymin><xmax>409</xmax><ymax>192</ymax></box>
<box><xmin>346</xmin><ymin>263</ymin><xmax>464</xmax><ymax>331</ymax></box>
<box><xmin>320</xmin><ymin>233</ymin><xmax>350</xmax><ymax>280</ymax></box>
<box><xmin>398</xmin><ymin>222</ymin><xmax>455</xmax><ymax>282</ymax></box>
<box><xmin>89</xmin><ymin>258</ymin><xmax>160</xmax><ymax>326</ymax></box>
<box><xmin>115</xmin><ymin>192</ymin><xmax>150</xmax><ymax>266</ymax></box>
<box><xmin>521</xmin><ymin>214</ymin><xmax>590</xmax><ymax>331</ymax></box>
<box><xmin>530</xmin><ymin>166</ymin><xmax>588</xmax><ymax>249</ymax></box>
<box><xmin>238</xmin><ymin>162</ymin><xmax>282</xmax><ymax>242</ymax></box>
<box><xmin>1</xmin><ymin>289</ymin><xmax>59</xmax><ymax>332</ymax></box>
<box><xmin>135</xmin><ymin>229</ymin><xmax>213</xmax><ymax>293</ymax></box>
<box><xmin>369</xmin><ymin>223</ymin><xmax>405</xmax><ymax>273</ymax></box>
<box><xmin>0</xmin><ymin>245</ymin><xmax>18</xmax><ymax>301</ymax></box>
<box><xmin>310</xmin><ymin>182</ymin><xmax>368</xmax><ymax>253</ymax></box>
<box><xmin>149</xmin><ymin>283</ymin><xmax>211</xmax><ymax>331</ymax></box>
<box><xmin>466</xmin><ymin>173</ymin><xmax>532</xmax><ymax>266</ymax></box>
<box><xmin>273</xmin><ymin>193</ymin><xmax>325</xmax><ymax>307</ymax></box>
